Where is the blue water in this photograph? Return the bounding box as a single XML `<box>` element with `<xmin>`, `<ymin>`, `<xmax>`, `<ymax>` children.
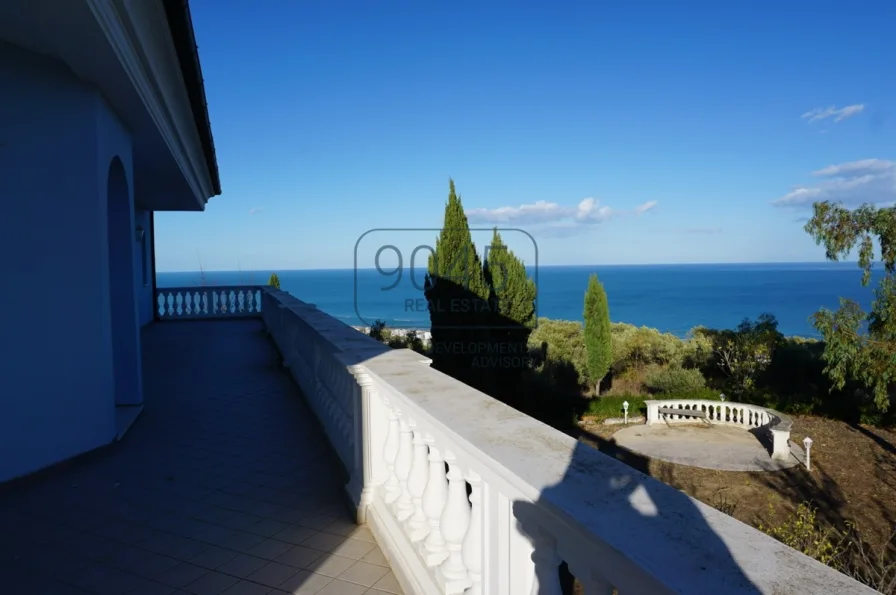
<box><xmin>156</xmin><ymin>263</ymin><xmax>882</xmax><ymax>338</ymax></box>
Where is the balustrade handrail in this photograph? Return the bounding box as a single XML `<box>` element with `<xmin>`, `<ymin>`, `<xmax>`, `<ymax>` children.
<box><xmin>260</xmin><ymin>287</ymin><xmax>876</xmax><ymax>595</ymax></box>
<box><xmin>644</xmin><ymin>398</ymin><xmax>792</xmax><ymax>428</ymax></box>
<box><xmin>157</xmin><ymin>284</ymin><xmax>264</xmax><ymax>292</ymax></box>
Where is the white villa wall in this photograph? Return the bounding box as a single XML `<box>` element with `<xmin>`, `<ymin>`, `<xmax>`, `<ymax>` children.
<box><xmin>0</xmin><ymin>42</ymin><xmax>143</xmax><ymax>482</ymax></box>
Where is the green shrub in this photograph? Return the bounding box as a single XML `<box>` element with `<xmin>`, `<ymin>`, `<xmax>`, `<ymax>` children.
<box><xmin>584</xmin><ymin>395</ymin><xmax>645</xmax><ymax>419</ymax></box>
<box><xmin>369</xmin><ymin>320</ymin><xmax>390</xmax><ymax>343</ymax></box>
<box><xmin>529</xmin><ymin>318</ymin><xmax>588</xmax><ymax>381</ymax></box>
<box><xmin>611</xmin><ymin>323</ymin><xmax>682</xmax><ymax>369</ymax></box>
<box><xmin>644</xmin><ymin>365</ymin><xmax>707</xmax><ymax>394</ymax></box>
<box><xmin>583</xmin><ymin>389</ymin><xmax>721</xmax><ymax>420</ymax></box>
<box><xmin>758</xmin><ymin>503</ymin><xmax>842</xmax><ymax>565</ymax></box>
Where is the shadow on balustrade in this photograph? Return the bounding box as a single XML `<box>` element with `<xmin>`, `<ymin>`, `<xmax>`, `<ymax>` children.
<box><xmin>405</xmin><ymin>277</ymin><xmax>758</xmax><ymax>592</ymax></box>
<box><xmin>513</xmin><ymin>438</ymin><xmax>763</xmax><ymax>594</ymax></box>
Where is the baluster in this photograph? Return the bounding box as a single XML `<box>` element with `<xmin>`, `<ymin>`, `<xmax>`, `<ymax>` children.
<box><xmin>165</xmin><ymin>293</ymin><xmax>174</xmax><ymax>316</ymax></box>
<box><xmin>406</xmin><ymin>426</ymin><xmax>430</xmax><ymax>541</ymax></box>
<box><xmin>438</xmin><ymin>453</ymin><xmax>471</xmax><ymax>593</ymax></box>
<box><xmin>184</xmin><ymin>292</ymin><xmax>194</xmax><ymax>315</ymax></box>
<box><xmin>393</xmin><ymin>418</ymin><xmax>414</xmax><ymax>521</ymax></box>
<box><xmin>156</xmin><ymin>293</ymin><xmax>165</xmax><ymax>317</ymax></box>
<box><xmin>462</xmin><ymin>471</ymin><xmax>483</xmax><ymax>595</ymax></box>
<box><xmin>421</xmin><ymin>438</ymin><xmax>449</xmax><ymax>566</ymax></box>
<box><xmin>200</xmin><ymin>291</ymin><xmax>208</xmax><ymax>315</ymax></box>
<box><xmin>382</xmin><ymin>402</ymin><xmax>401</xmax><ymax>504</ymax></box>
<box><xmin>175</xmin><ymin>292</ymin><xmax>183</xmax><ymax>315</ymax></box>
<box><xmin>237</xmin><ymin>290</ymin><xmax>246</xmax><ymax>312</ymax></box>
<box><xmin>528</xmin><ymin>529</ymin><xmax>563</xmax><ymax>595</ymax></box>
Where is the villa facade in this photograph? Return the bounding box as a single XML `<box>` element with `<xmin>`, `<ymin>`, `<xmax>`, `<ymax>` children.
<box><xmin>0</xmin><ymin>0</ymin><xmax>218</xmax><ymax>482</ymax></box>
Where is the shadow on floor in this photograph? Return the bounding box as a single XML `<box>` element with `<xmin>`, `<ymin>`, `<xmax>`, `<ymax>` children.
<box><xmin>0</xmin><ymin>319</ymin><xmax>400</xmax><ymax>595</ymax></box>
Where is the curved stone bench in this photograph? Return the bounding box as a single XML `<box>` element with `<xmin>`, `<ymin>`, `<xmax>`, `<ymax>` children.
<box><xmin>644</xmin><ymin>399</ymin><xmax>793</xmax><ymax>461</ymax></box>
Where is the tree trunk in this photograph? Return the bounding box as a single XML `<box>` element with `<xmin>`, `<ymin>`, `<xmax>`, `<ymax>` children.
<box><xmin>594</xmin><ymin>378</ymin><xmax>601</xmax><ymax>396</ymax></box>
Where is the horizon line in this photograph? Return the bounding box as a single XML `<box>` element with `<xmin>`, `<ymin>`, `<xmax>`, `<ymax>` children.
<box><xmin>156</xmin><ymin>260</ymin><xmax>865</xmax><ymax>274</ymax></box>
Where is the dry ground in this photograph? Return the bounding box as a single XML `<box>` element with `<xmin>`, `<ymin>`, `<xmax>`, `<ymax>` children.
<box><xmin>575</xmin><ymin>415</ymin><xmax>896</xmax><ymax>550</ymax></box>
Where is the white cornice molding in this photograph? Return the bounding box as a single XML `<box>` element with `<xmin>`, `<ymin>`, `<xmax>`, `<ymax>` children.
<box><xmin>85</xmin><ymin>0</ymin><xmax>213</xmax><ymax>208</ymax></box>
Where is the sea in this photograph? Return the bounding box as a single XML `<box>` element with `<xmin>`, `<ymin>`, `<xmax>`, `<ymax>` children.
<box><xmin>156</xmin><ymin>263</ymin><xmax>883</xmax><ymax>339</ymax></box>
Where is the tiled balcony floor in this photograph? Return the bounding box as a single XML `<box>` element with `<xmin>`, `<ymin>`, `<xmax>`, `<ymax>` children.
<box><xmin>0</xmin><ymin>319</ymin><xmax>401</xmax><ymax>595</ymax></box>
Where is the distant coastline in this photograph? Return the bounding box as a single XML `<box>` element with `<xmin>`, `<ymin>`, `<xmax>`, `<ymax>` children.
<box><xmin>157</xmin><ymin>262</ymin><xmax>880</xmax><ymax>339</ymax></box>
<box><xmin>352</xmin><ymin>326</ymin><xmax>432</xmax><ymax>342</ymax></box>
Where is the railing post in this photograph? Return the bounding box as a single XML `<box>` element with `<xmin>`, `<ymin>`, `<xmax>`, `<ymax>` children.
<box><xmin>393</xmin><ymin>417</ymin><xmax>415</xmax><ymax>521</ymax></box>
<box><xmin>420</xmin><ymin>437</ymin><xmax>449</xmax><ymax>567</ymax></box>
<box><xmin>462</xmin><ymin>470</ymin><xmax>484</xmax><ymax>595</ymax></box>
<box><xmin>347</xmin><ymin>366</ymin><xmax>380</xmax><ymax>524</ymax></box>
<box><xmin>406</xmin><ymin>425</ymin><xmax>430</xmax><ymax>541</ymax></box>
<box><xmin>438</xmin><ymin>452</ymin><xmax>472</xmax><ymax>594</ymax></box>
<box><xmin>382</xmin><ymin>400</ymin><xmax>401</xmax><ymax>504</ymax></box>
<box><xmin>528</xmin><ymin>528</ymin><xmax>563</xmax><ymax>595</ymax></box>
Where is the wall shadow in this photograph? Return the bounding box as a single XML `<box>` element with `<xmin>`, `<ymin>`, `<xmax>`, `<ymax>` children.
<box><xmin>513</xmin><ymin>438</ymin><xmax>763</xmax><ymax>593</ymax></box>
<box><xmin>748</xmin><ymin>424</ymin><xmax>775</xmax><ymax>457</ymax></box>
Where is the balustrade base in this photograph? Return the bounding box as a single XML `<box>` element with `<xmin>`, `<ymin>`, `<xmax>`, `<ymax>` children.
<box><xmin>405</xmin><ymin>521</ymin><xmax>429</xmax><ymax>543</ymax></box>
<box><xmin>421</xmin><ymin>546</ymin><xmax>448</xmax><ymax>568</ymax></box>
<box><xmin>436</xmin><ymin>567</ymin><xmax>472</xmax><ymax>595</ymax></box>
<box><xmin>367</xmin><ymin>498</ymin><xmax>442</xmax><ymax>595</ymax></box>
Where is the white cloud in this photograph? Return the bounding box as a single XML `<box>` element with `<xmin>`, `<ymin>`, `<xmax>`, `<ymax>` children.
<box><xmin>466</xmin><ymin>197</ymin><xmax>656</xmax><ymax>236</ymax></box>
<box><xmin>248</xmin><ymin>207</ymin><xmax>264</xmax><ymax>215</ymax></box>
<box><xmin>466</xmin><ymin>197</ymin><xmax>614</xmax><ymax>227</ymax></box>
<box><xmin>773</xmin><ymin>159</ymin><xmax>896</xmax><ymax>208</ymax></box>
<box><xmin>801</xmin><ymin>104</ymin><xmax>865</xmax><ymax>124</ymax></box>
<box><xmin>634</xmin><ymin>200</ymin><xmax>658</xmax><ymax>215</ymax></box>
<box><xmin>465</xmin><ymin>200</ymin><xmax>571</xmax><ymax>224</ymax></box>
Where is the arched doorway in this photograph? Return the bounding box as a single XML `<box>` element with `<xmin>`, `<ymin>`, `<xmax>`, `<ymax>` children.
<box><xmin>106</xmin><ymin>157</ymin><xmax>143</xmax><ymax>407</ymax></box>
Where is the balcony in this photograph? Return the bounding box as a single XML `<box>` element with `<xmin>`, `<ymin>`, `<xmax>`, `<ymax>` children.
<box><xmin>1</xmin><ymin>285</ymin><xmax>878</xmax><ymax>594</ymax></box>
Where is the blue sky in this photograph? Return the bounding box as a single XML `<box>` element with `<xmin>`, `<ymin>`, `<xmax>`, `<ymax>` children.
<box><xmin>155</xmin><ymin>0</ymin><xmax>896</xmax><ymax>272</ymax></box>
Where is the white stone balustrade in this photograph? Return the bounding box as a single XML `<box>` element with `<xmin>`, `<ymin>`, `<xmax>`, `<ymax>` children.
<box><xmin>258</xmin><ymin>287</ymin><xmax>875</xmax><ymax>595</ymax></box>
<box><xmin>644</xmin><ymin>399</ymin><xmax>794</xmax><ymax>460</ymax></box>
<box><xmin>155</xmin><ymin>286</ymin><xmax>263</xmax><ymax>319</ymax></box>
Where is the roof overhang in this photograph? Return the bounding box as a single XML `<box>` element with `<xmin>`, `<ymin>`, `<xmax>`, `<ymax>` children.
<box><xmin>161</xmin><ymin>0</ymin><xmax>221</xmax><ymax>197</ymax></box>
<box><xmin>0</xmin><ymin>0</ymin><xmax>220</xmax><ymax>211</ymax></box>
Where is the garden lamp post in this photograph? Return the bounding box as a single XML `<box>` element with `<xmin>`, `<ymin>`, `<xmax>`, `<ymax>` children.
<box><xmin>720</xmin><ymin>392</ymin><xmax>726</xmax><ymax>402</ymax></box>
<box><xmin>623</xmin><ymin>401</ymin><xmax>629</xmax><ymax>426</ymax></box>
<box><xmin>803</xmin><ymin>437</ymin><xmax>813</xmax><ymax>471</ymax></box>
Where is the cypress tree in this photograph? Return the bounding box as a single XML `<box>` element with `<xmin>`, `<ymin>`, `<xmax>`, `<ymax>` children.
<box><xmin>484</xmin><ymin>228</ymin><xmax>537</xmax><ymax>404</ymax></box>
<box><xmin>583</xmin><ymin>273</ymin><xmax>612</xmax><ymax>395</ymax></box>
<box><xmin>425</xmin><ymin>179</ymin><xmax>489</xmax><ymax>382</ymax></box>
<box><xmin>484</xmin><ymin>228</ymin><xmax>536</xmax><ymax>331</ymax></box>
<box><xmin>268</xmin><ymin>273</ymin><xmax>281</xmax><ymax>289</ymax></box>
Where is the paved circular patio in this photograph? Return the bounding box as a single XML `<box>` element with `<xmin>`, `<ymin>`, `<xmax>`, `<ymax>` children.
<box><xmin>612</xmin><ymin>423</ymin><xmax>805</xmax><ymax>472</ymax></box>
